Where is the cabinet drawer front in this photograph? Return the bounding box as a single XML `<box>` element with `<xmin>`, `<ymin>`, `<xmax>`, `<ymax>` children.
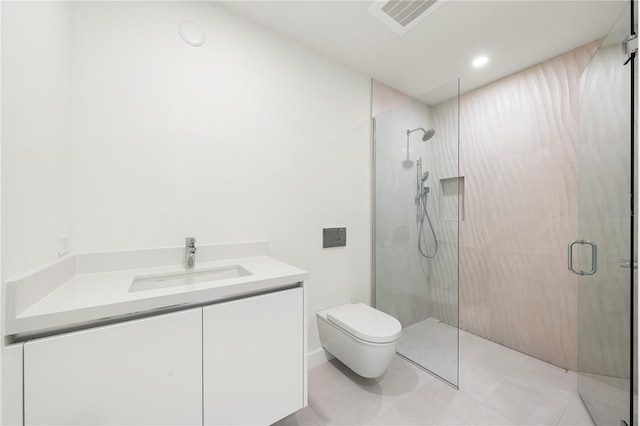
<box><xmin>24</xmin><ymin>308</ymin><xmax>203</xmax><ymax>425</ymax></box>
<box><xmin>203</xmin><ymin>287</ymin><xmax>304</xmax><ymax>425</ymax></box>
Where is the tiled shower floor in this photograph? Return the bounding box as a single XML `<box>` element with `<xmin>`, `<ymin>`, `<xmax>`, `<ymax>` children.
<box><xmin>275</xmin><ymin>329</ymin><xmax>594</xmax><ymax>425</ymax></box>
<box><xmin>397</xmin><ymin>317</ymin><xmax>459</xmax><ymax>384</ymax></box>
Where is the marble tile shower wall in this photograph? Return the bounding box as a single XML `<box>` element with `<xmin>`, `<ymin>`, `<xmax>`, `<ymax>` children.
<box><xmin>430</xmin><ymin>41</ymin><xmax>601</xmax><ymax>371</ymax></box>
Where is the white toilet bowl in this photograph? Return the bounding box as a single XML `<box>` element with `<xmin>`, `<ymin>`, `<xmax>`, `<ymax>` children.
<box><xmin>317</xmin><ymin>303</ymin><xmax>402</xmax><ymax>378</ymax></box>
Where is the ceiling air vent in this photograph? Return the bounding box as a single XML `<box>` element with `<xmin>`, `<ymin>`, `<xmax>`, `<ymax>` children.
<box><xmin>369</xmin><ymin>0</ymin><xmax>445</xmax><ymax>36</ymax></box>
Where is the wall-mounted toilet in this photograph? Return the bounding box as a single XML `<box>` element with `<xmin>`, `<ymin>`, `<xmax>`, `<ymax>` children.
<box><xmin>317</xmin><ymin>303</ymin><xmax>402</xmax><ymax>378</ymax></box>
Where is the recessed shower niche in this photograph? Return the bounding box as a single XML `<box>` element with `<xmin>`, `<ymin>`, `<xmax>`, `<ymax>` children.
<box><xmin>439</xmin><ymin>176</ymin><xmax>464</xmax><ymax>221</ymax></box>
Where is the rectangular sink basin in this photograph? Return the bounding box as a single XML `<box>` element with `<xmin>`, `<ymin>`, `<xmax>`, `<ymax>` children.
<box><xmin>130</xmin><ymin>265</ymin><xmax>252</xmax><ymax>292</ymax></box>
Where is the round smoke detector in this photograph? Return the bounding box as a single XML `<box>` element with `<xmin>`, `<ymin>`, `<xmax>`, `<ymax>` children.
<box><xmin>179</xmin><ymin>21</ymin><xmax>204</xmax><ymax>47</ymax></box>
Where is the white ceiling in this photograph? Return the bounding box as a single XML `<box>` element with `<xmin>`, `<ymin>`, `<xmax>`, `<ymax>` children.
<box><xmin>221</xmin><ymin>0</ymin><xmax>627</xmax><ymax>104</ymax></box>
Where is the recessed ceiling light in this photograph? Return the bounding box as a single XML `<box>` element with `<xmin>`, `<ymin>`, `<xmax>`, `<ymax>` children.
<box><xmin>472</xmin><ymin>56</ymin><xmax>489</xmax><ymax>68</ymax></box>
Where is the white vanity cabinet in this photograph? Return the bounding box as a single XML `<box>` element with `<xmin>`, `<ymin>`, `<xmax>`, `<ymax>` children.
<box><xmin>23</xmin><ymin>308</ymin><xmax>203</xmax><ymax>425</ymax></box>
<box><xmin>20</xmin><ymin>285</ymin><xmax>306</xmax><ymax>426</ymax></box>
<box><xmin>202</xmin><ymin>287</ymin><xmax>305</xmax><ymax>425</ymax></box>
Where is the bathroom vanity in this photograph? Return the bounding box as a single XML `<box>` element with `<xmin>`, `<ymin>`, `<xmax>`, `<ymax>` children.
<box><xmin>3</xmin><ymin>242</ymin><xmax>308</xmax><ymax>426</ymax></box>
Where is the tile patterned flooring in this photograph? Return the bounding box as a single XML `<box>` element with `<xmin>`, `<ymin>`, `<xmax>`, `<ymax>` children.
<box><xmin>397</xmin><ymin>318</ymin><xmax>460</xmax><ymax>385</ymax></box>
<box><xmin>275</xmin><ymin>330</ymin><xmax>595</xmax><ymax>425</ymax></box>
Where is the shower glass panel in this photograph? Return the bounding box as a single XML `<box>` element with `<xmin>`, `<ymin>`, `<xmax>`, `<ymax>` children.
<box><xmin>373</xmin><ymin>79</ymin><xmax>459</xmax><ymax>386</ymax></box>
<box><xmin>576</xmin><ymin>3</ymin><xmax>634</xmax><ymax>425</ymax></box>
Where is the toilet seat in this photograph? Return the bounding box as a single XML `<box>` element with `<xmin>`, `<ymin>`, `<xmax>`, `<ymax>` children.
<box><xmin>326</xmin><ymin>303</ymin><xmax>402</xmax><ymax>344</ymax></box>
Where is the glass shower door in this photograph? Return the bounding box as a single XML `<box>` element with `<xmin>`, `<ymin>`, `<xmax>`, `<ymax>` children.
<box><xmin>373</xmin><ymin>79</ymin><xmax>459</xmax><ymax>386</ymax></box>
<box><xmin>574</xmin><ymin>4</ymin><xmax>635</xmax><ymax>424</ymax></box>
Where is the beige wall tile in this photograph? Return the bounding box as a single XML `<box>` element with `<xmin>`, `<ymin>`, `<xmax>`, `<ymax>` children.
<box><xmin>437</xmin><ymin>41</ymin><xmax>598</xmax><ymax>371</ymax></box>
<box><xmin>372</xmin><ymin>79</ymin><xmax>413</xmax><ymax>117</ymax></box>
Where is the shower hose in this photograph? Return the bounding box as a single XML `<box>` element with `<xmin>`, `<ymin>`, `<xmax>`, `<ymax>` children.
<box><xmin>418</xmin><ymin>192</ymin><xmax>438</xmax><ymax>259</ymax></box>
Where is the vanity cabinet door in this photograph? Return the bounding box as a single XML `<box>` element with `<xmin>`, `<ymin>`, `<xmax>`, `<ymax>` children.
<box><xmin>203</xmin><ymin>287</ymin><xmax>304</xmax><ymax>425</ymax></box>
<box><xmin>24</xmin><ymin>308</ymin><xmax>203</xmax><ymax>425</ymax></box>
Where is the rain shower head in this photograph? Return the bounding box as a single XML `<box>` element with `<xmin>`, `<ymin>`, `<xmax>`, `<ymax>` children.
<box><xmin>406</xmin><ymin>127</ymin><xmax>436</xmax><ymax>142</ymax></box>
<box><xmin>422</xmin><ymin>129</ymin><xmax>435</xmax><ymax>141</ymax></box>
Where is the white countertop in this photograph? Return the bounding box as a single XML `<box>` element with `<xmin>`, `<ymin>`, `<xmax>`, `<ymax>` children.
<box><xmin>6</xmin><ymin>255</ymin><xmax>307</xmax><ymax>338</ymax></box>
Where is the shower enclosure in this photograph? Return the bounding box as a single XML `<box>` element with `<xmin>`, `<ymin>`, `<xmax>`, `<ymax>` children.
<box><xmin>373</xmin><ymin>80</ymin><xmax>460</xmax><ymax>386</ymax></box>
<box><xmin>573</xmin><ymin>3</ymin><xmax>636</xmax><ymax>425</ymax></box>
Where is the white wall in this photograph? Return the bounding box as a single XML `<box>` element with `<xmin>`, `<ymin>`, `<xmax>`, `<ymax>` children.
<box><xmin>1</xmin><ymin>2</ymin><xmax>72</xmax><ymax>423</ymax></box>
<box><xmin>70</xmin><ymin>2</ymin><xmax>372</xmax><ymax>358</ymax></box>
<box><xmin>1</xmin><ymin>1</ymin><xmax>72</xmax><ymax>281</ymax></box>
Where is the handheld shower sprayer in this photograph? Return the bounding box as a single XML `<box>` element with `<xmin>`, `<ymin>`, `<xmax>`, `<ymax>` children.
<box><xmin>414</xmin><ymin>155</ymin><xmax>437</xmax><ymax>259</ymax></box>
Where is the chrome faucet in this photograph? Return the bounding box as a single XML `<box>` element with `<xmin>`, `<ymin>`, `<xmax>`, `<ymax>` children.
<box><xmin>184</xmin><ymin>237</ymin><xmax>197</xmax><ymax>269</ymax></box>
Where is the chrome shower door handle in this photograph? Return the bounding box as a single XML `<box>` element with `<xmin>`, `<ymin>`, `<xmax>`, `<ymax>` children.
<box><xmin>568</xmin><ymin>240</ymin><xmax>598</xmax><ymax>276</ymax></box>
<box><xmin>567</xmin><ymin>240</ymin><xmax>579</xmax><ymax>274</ymax></box>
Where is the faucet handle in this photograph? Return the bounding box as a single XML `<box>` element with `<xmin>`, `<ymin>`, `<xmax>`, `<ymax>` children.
<box><xmin>185</xmin><ymin>237</ymin><xmax>196</xmax><ymax>247</ymax></box>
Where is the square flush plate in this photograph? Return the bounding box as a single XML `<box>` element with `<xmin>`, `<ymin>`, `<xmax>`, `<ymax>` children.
<box><xmin>368</xmin><ymin>0</ymin><xmax>447</xmax><ymax>36</ymax></box>
<box><xmin>323</xmin><ymin>228</ymin><xmax>347</xmax><ymax>248</ymax></box>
